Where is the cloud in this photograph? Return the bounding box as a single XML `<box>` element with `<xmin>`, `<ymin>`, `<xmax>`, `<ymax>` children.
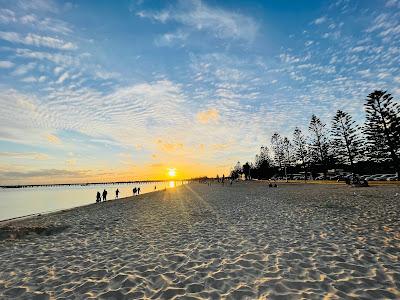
<box><xmin>21</xmin><ymin>76</ymin><xmax>38</xmax><ymax>83</ymax></box>
<box><xmin>156</xmin><ymin>139</ymin><xmax>184</xmax><ymax>153</ymax></box>
<box><xmin>137</xmin><ymin>0</ymin><xmax>258</xmax><ymax>42</ymax></box>
<box><xmin>47</xmin><ymin>133</ymin><xmax>61</xmax><ymax>144</ymax></box>
<box><xmin>94</xmin><ymin>70</ymin><xmax>120</xmax><ymax>80</ymax></box>
<box><xmin>155</xmin><ymin>30</ymin><xmax>189</xmax><ymax>47</ymax></box>
<box><xmin>196</xmin><ymin>108</ymin><xmax>220</xmax><ymax>124</ymax></box>
<box><xmin>0</xmin><ymin>152</ymin><xmax>50</xmax><ymax>160</ymax></box>
<box><xmin>0</xmin><ymin>169</ymin><xmax>87</xmax><ymax>180</ymax></box>
<box><xmin>0</xmin><ymin>8</ymin><xmax>16</xmax><ymax>23</ymax></box>
<box><xmin>313</xmin><ymin>16</ymin><xmax>327</xmax><ymax>25</ymax></box>
<box><xmin>11</xmin><ymin>62</ymin><xmax>36</xmax><ymax>75</ymax></box>
<box><xmin>19</xmin><ymin>14</ymin><xmax>72</xmax><ymax>35</ymax></box>
<box><xmin>53</xmin><ymin>66</ymin><xmax>63</xmax><ymax>75</ymax></box>
<box><xmin>15</xmin><ymin>48</ymin><xmax>78</xmax><ymax>66</ymax></box>
<box><xmin>0</xmin><ymin>31</ymin><xmax>77</xmax><ymax>50</ymax></box>
<box><xmin>17</xmin><ymin>0</ymin><xmax>59</xmax><ymax>13</ymax></box>
<box><xmin>56</xmin><ymin>71</ymin><xmax>69</xmax><ymax>83</ymax></box>
<box><xmin>0</xmin><ymin>60</ymin><xmax>14</xmax><ymax>68</ymax></box>
<box><xmin>386</xmin><ymin>0</ymin><xmax>400</xmax><ymax>8</ymax></box>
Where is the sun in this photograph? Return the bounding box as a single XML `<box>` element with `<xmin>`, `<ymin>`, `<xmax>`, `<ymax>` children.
<box><xmin>168</xmin><ymin>168</ymin><xmax>176</xmax><ymax>177</ymax></box>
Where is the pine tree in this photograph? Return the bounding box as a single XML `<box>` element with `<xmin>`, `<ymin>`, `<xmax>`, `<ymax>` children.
<box><xmin>254</xmin><ymin>146</ymin><xmax>273</xmax><ymax>179</ymax></box>
<box><xmin>293</xmin><ymin>127</ymin><xmax>309</xmax><ymax>180</ymax></box>
<box><xmin>363</xmin><ymin>90</ymin><xmax>400</xmax><ymax>177</ymax></box>
<box><xmin>331</xmin><ymin>110</ymin><xmax>362</xmax><ymax>172</ymax></box>
<box><xmin>271</xmin><ymin>133</ymin><xmax>284</xmax><ymax>169</ymax></box>
<box><xmin>308</xmin><ymin>114</ymin><xmax>330</xmax><ymax>178</ymax></box>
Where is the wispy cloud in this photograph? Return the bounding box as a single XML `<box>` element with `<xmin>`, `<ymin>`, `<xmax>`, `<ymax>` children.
<box><xmin>0</xmin><ymin>31</ymin><xmax>77</xmax><ymax>50</ymax></box>
<box><xmin>196</xmin><ymin>108</ymin><xmax>220</xmax><ymax>124</ymax></box>
<box><xmin>312</xmin><ymin>16</ymin><xmax>327</xmax><ymax>25</ymax></box>
<box><xmin>0</xmin><ymin>60</ymin><xmax>14</xmax><ymax>68</ymax></box>
<box><xmin>138</xmin><ymin>0</ymin><xmax>258</xmax><ymax>43</ymax></box>
<box><xmin>0</xmin><ymin>152</ymin><xmax>50</xmax><ymax>160</ymax></box>
<box><xmin>47</xmin><ymin>133</ymin><xmax>61</xmax><ymax>145</ymax></box>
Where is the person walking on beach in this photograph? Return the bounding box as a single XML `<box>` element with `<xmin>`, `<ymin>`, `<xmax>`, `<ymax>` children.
<box><xmin>102</xmin><ymin>189</ymin><xmax>107</xmax><ymax>201</ymax></box>
<box><xmin>154</xmin><ymin>185</ymin><xmax>157</xmax><ymax>190</ymax></box>
<box><xmin>96</xmin><ymin>191</ymin><xmax>101</xmax><ymax>203</ymax></box>
<box><xmin>222</xmin><ymin>174</ymin><xmax>225</xmax><ymax>186</ymax></box>
<box><xmin>115</xmin><ymin>189</ymin><xmax>119</xmax><ymax>199</ymax></box>
<box><xmin>133</xmin><ymin>187</ymin><xmax>137</xmax><ymax>195</ymax></box>
<box><xmin>137</xmin><ymin>187</ymin><xmax>141</xmax><ymax>195</ymax></box>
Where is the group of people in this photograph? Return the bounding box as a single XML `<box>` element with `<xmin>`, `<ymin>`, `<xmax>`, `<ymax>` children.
<box><xmin>94</xmin><ymin>188</ymin><xmax>123</xmax><ymax>203</ymax></box>
<box><xmin>132</xmin><ymin>187</ymin><xmax>141</xmax><ymax>195</ymax></box>
<box><xmin>96</xmin><ymin>189</ymin><xmax>109</xmax><ymax>203</ymax></box>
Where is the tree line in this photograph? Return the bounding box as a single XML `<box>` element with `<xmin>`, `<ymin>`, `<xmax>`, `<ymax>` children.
<box><xmin>230</xmin><ymin>90</ymin><xmax>400</xmax><ymax>180</ymax></box>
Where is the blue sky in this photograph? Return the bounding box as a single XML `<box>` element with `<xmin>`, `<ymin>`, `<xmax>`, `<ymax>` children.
<box><xmin>0</xmin><ymin>0</ymin><xmax>399</xmax><ymax>184</ymax></box>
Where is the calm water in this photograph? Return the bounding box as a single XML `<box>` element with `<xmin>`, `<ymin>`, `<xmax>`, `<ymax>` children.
<box><xmin>0</xmin><ymin>181</ymin><xmax>185</xmax><ymax>221</ymax></box>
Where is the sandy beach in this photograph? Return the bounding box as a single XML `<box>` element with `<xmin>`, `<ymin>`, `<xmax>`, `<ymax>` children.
<box><xmin>0</xmin><ymin>182</ymin><xmax>399</xmax><ymax>299</ymax></box>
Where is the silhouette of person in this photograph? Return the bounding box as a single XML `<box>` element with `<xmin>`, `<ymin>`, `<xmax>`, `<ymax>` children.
<box><xmin>222</xmin><ymin>174</ymin><xmax>225</xmax><ymax>186</ymax></box>
<box><xmin>137</xmin><ymin>187</ymin><xmax>141</xmax><ymax>195</ymax></box>
<box><xmin>102</xmin><ymin>189</ymin><xmax>107</xmax><ymax>201</ymax></box>
<box><xmin>116</xmin><ymin>189</ymin><xmax>119</xmax><ymax>199</ymax></box>
<box><xmin>154</xmin><ymin>185</ymin><xmax>157</xmax><ymax>190</ymax></box>
<box><xmin>96</xmin><ymin>191</ymin><xmax>101</xmax><ymax>203</ymax></box>
<box><xmin>133</xmin><ymin>187</ymin><xmax>137</xmax><ymax>195</ymax></box>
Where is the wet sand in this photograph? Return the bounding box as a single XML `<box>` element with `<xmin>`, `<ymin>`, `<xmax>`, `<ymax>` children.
<box><xmin>0</xmin><ymin>182</ymin><xmax>399</xmax><ymax>299</ymax></box>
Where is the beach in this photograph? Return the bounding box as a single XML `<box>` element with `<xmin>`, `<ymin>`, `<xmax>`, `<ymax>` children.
<box><xmin>0</xmin><ymin>182</ymin><xmax>399</xmax><ymax>299</ymax></box>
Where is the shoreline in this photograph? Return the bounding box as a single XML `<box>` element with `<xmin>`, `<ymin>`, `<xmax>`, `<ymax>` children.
<box><xmin>0</xmin><ymin>184</ymin><xmax>177</xmax><ymax>225</ymax></box>
<box><xmin>1</xmin><ymin>180</ymin><xmax>398</xmax><ymax>224</ymax></box>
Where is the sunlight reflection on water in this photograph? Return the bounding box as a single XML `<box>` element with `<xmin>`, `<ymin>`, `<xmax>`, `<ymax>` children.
<box><xmin>0</xmin><ymin>181</ymin><xmax>185</xmax><ymax>221</ymax></box>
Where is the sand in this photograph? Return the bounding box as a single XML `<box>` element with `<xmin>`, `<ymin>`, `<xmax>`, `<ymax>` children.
<box><xmin>0</xmin><ymin>182</ymin><xmax>399</xmax><ymax>299</ymax></box>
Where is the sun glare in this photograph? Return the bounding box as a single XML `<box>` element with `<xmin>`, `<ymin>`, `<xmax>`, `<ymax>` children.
<box><xmin>168</xmin><ymin>168</ymin><xmax>176</xmax><ymax>177</ymax></box>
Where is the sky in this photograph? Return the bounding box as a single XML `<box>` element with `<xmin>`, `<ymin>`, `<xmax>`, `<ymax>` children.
<box><xmin>0</xmin><ymin>0</ymin><xmax>399</xmax><ymax>184</ymax></box>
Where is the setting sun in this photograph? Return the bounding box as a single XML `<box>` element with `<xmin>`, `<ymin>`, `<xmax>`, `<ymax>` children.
<box><xmin>168</xmin><ymin>168</ymin><xmax>176</xmax><ymax>177</ymax></box>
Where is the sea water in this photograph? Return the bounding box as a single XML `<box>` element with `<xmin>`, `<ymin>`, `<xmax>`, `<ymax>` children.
<box><xmin>0</xmin><ymin>181</ymin><xmax>184</xmax><ymax>221</ymax></box>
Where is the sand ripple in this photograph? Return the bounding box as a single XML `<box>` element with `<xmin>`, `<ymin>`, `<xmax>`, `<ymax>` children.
<box><xmin>1</xmin><ymin>182</ymin><xmax>399</xmax><ymax>299</ymax></box>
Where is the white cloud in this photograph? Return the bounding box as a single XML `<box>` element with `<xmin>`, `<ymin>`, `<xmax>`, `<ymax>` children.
<box><xmin>385</xmin><ymin>0</ymin><xmax>400</xmax><ymax>8</ymax></box>
<box><xmin>21</xmin><ymin>76</ymin><xmax>37</xmax><ymax>83</ymax></box>
<box><xmin>137</xmin><ymin>0</ymin><xmax>258</xmax><ymax>42</ymax></box>
<box><xmin>11</xmin><ymin>62</ymin><xmax>36</xmax><ymax>76</ymax></box>
<box><xmin>0</xmin><ymin>8</ymin><xmax>16</xmax><ymax>23</ymax></box>
<box><xmin>313</xmin><ymin>16</ymin><xmax>327</xmax><ymax>25</ymax></box>
<box><xmin>0</xmin><ymin>31</ymin><xmax>77</xmax><ymax>50</ymax></box>
<box><xmin>17</xmin><ymin>0</ymin><xmax>59</xmax><ymax>13</ymax></box>
<box><xmin>53</xmin><ymin>66</ymin><xmax>63</xmax><ymax>75</ymax></box>
<box><xmin>16</xmin><ymin>48</ymin><xmax>78</xmax><ymax>66</ymax></box>
<box><xmin>20</xmin><ymin>14</ymin><xmax>73</xmax><ymax>35</ymax></box>
<box><xmin>155</xmin><ymin>30</ymin><xmax>188</xmax><ymax>46</ymax></box>
<box><xmin>56</xmin><ymin>71</ymin><xmax>69</xmax><ymax>83</ymax></box>
<box><xmin>0</xmin><ymin>60</ymin><xmax>14</xmax><ymax>68</ymax></box>
<box><xmin>94</xmin><ymin>70</ymin><xmax>120</xmax><ymax>80</ymax></box>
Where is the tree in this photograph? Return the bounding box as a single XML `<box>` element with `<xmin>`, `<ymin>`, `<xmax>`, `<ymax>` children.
<box><xmin>242</xmin><ymin>162</ymin><xmax>251</xmax><ymax>180</ymax></box>
<box><xmin>256</xmin><ymin>146</ymin><xmax>272</xmax><ymax>168</ymax></box>
<box><xmin>308</xmin><ymin>114</ymin><xmax>330</xmax><ymax>178</ymax></box>
<box><xmin>331</xmin><ymin>110</ymin><xmax>363</xmax><ymax>172</ymax></box>
<box><xmin>230</xmin><ymin>161</ymin><xmax>242</xmax><ymax>179</ymax></box>
<box><xmin>271</xmin><ymin>133</ymin><xmax>284</xmax><ymax>169</ymax></box>
<box><xmin>253</xmin><ymin>146</ymin><xmax>274</xmax><ymax>179</ymax></box>
<box><xmin>282</xmin><ymin>137</ymin><xmax>292</xmax><ymax>181</ymax></box>
<box><xmin>363</xmin><ymin>90</ymin><xmax>400</xmax><ymax>177</ymax></box>
<box><xmin>293</xmin><ymin>127</ymin><xmax>309</xmax><ymax>181</ymax></box>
